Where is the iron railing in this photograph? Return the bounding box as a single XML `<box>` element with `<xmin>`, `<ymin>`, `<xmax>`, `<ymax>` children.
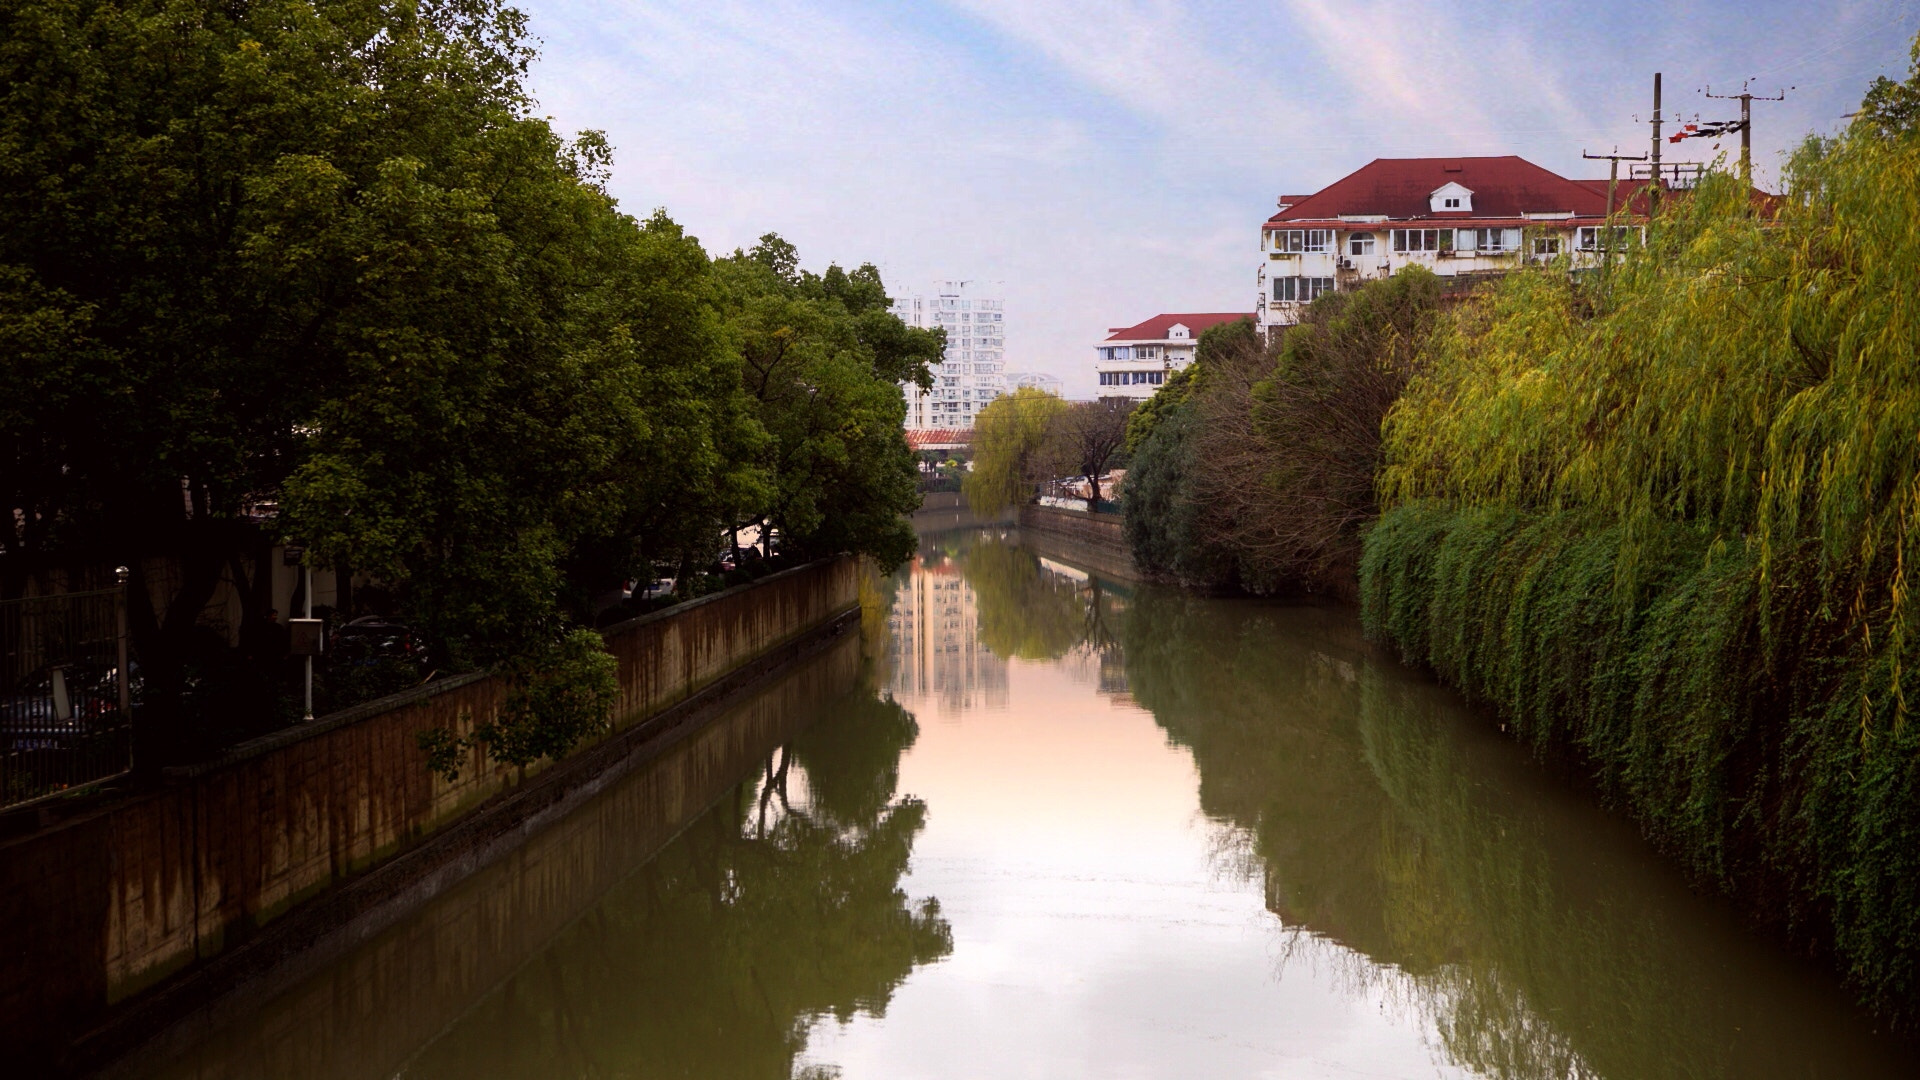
<box><xmin>1</xmin><ymin>582</ymin><xmax>131</xmax><ymax>809</ymax></box>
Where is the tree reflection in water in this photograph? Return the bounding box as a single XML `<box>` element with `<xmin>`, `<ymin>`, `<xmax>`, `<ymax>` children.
<box><xmin>399</xmin><ymin>692</ymin><xmax>950</xmax><ymax>1080</ymax></box>
<box><xmin>959</xmin><ymin>533</ymin><xmax>1126</xmax><ymax>681</ymax></box>
<box><xmin>1115</xmin><ymin>585</ymin><xmax>1911</xmax><ymax>1080</ymax></box>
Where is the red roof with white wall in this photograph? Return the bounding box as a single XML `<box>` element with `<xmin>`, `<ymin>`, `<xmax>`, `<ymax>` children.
<box><xmin>1267</xmin><ymin>156</ymin><xmax>1649</xmax><ymax>228</ymax></box>
<box><xmin>1103</xmin><ymin>312</ymin><xmax>1252</xmax><ymax>343</ymax></box>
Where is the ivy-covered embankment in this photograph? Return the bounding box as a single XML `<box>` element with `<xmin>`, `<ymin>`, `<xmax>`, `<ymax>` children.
<box><xmin>1360</xmin><ymin>86</ymin><xmax>1920</xmax><ymax>1024</ymax></box>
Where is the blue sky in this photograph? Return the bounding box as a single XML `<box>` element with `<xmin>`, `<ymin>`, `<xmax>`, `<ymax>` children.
<box><xmin>522</xmin><ymin>0</ymin><xmax>1919</xmax><ymax>396</ymax></box>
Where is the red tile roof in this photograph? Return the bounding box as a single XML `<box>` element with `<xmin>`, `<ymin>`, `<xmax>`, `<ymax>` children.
<box><xmin>1103</xmin><ymin>312</ymin><xmax>1253</xmax><ymax>343</ymax></box>
<box><xmin>905</xmin><ymin>428</ymin><xmax>972</xmax><ymax>449</ymax></box>
<box><xmin>1265</xmin><ymin>156</ymin><xmax>1653</xmax><ymax>226</ymax></box>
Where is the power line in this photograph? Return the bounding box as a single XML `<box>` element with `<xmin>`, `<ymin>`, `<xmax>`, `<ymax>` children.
<box><xmin>1703</xmin><ymin>80</ymin><xmax>1793</xmax><ymax>185</ymax></box>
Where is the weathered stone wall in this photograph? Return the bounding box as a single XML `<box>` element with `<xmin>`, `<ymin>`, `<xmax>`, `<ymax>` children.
<box><xmin>115</xmin><ymin>634</ymin><xmax>862</xmax><ymax>1080</ymax></box>
<box><xmin>1017</xmin><ymin>504</ymin><xmax>1141</xmax><ymax>581</ymax></box>
<box><xmin>0</xmin><ymin>557</ymin><xmax>857</xmax><ymax>1070</ymax></box>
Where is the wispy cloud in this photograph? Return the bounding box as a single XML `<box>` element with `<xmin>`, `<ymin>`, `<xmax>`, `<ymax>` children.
<box><xmin>526</xmin><ymin>0</ymin><xmax>1919</xmax><ymax>396</ymax></box>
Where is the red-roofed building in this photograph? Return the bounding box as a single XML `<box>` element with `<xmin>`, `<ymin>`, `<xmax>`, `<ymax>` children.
<box><xmin>1256</xmin><ymin>156</ymin><xmax>1648</xmax><ymax>336</ymax></box>
<box><xmin>1095</xmin><ymin>312</ymin><xmax>1252</xmax><ymax>400</ymax></box>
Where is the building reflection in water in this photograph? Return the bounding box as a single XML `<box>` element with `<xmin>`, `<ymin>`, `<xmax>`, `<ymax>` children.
<box><xmin>887</xmin><ymin>547</ymin><xmax>1008</xmax><ymax>714</ymax></box>
<box><xmin>912</xmin><ymin>532</ymin><xmax>1132</xmax><ymax>701</ymax></box>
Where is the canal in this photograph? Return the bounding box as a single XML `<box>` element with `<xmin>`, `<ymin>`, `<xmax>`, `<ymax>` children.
<box><xmin>117</xmin><ymin>527</ymin><xmax>1916</xmax><ymax>1078</ymax></box>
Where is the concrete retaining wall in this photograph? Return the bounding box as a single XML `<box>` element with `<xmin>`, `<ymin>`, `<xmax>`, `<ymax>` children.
<box><xmin>1017</xmin><ymin>504</ymin><xmax>1141</xmax><ymax>581</ymax></box>
<box><xmin>0</xmin><ymin>557</ymin><xmax>858</xmax><ymax>1071</ymax></box>
<box><xmin>109</xmin><ymin>634</ymin><xmax>863</xmax><ymax>1080</ymax></box>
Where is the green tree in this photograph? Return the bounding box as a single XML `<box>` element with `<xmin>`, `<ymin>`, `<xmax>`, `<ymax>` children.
<box><xmin>1858</xmin><ymin>34</ymin><xmax>1920</xmax><ymax>139</ymax></box>
<box><xmin>0</xmin><ymin>0</ymin><xmax>753</xmax><ymax>761</ymax></box>
<box><xmin>712</xmin><ymin>237</ymin><xmax>941</xmax><ymax>572</ymax></box>
<box><xmin>963</xmin><ymin>386</ymin><xmax>1067</xmax><ymax>515</ymax></box>
<box><xmin>1122</xmin><ymin>317</ymin><xmax>1259</xmax><ymax>587</ymax></box>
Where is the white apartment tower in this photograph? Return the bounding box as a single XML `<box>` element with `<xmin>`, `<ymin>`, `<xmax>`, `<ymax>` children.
<box><xmin>890</xmin><ymin>279</ymin><xmax>1008</xmax><ymax>430</ymax></box>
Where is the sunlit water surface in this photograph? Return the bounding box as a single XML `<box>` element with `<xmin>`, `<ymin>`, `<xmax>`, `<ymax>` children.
<box><xmin>126</xmin><ymin>528</ymin><xmax>1917</xmax><ymax>1079</ymax></box>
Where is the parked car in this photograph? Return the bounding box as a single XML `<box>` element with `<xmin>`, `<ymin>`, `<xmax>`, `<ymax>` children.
<box><xmin>330</xmin><ymin>617</ymin><xmax>426</xmax><ymax>667</ymax></box>
<box><xmin>0</xmin><ymin>663</ymin><xmax>128</xmax><ymax>750</ymax></box>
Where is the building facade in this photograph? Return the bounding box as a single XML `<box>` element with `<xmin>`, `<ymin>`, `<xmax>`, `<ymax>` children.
<box><xmin>1094</xmin><ymin>312</ymin><xmax>1251</xmax><ymax>400</ymax></box>
<box><xmin>1255</xmin><ymin>156</ymin><xmax>1646</xmax><ymax>338</ymax></box>
<box><xmin>1006</xmin><ymin>371</ymin><xmax>1064</xmax><ymax>397</ymax></box>
<box><xmin>890</xmin><ymin>279</ymin><xmax>1008</xmax><ymax>430</ymax></box>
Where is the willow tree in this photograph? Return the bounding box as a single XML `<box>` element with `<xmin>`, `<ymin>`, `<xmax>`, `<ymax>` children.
<box><xmin>963</xmin><ymin>387</ymin><xmax>1067</xmax><ymax>515</ymax></box>
<box><xmin>1362</xmin><ymin>39</ymin><xmax>1920</xmax><ymax>1024</ymax></box>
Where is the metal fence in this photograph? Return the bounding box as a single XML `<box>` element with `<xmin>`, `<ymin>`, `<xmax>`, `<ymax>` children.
<box><xmin>1</xmin><ymin>584</ymin><xmax>131</xmax><ymax>810</ymax></box>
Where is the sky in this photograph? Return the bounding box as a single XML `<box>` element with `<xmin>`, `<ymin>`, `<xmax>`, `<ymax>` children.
<box><xmin>521</xmin><ymin>0</ymin><xmax>1920</xmax><ymax>397</ymax></box>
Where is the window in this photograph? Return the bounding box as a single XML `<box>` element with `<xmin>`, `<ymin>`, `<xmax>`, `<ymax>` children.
<box><xmin>1577</xmin><ymin>226</ymin><xmax>1642</xmax><ymax>251</ymax></box>
<box><xmin>1273</xmin><ymin>277</ymin><xmax>1335</xmax><ymax>302</ymax></box>
<box><xmin>1270</xmin><ymin>229</ymin><xmax>1333</xmax><ymax>253</ymax></box>
<box><xmin>1392</xmin><ymin>229</ymin><xmax>1453</xmax><ymax>252</ymax></box>
<box><xmin>1443</xmin><ymin>197</ymin><xmax>1461</xmax><ymax>208</ymax></box>
<box><xmin>1459</xmin><ymin>228</ymin><xmax>1520</xmax><ymax>253</ymax></box>
<box><xmin>1533</xmin><ymin>237</ymin><xmax>1562</xmax><ymax>256</ymax></box>
<box><xmin>1348</xmin><ymin>232</ymin><xmax>1376</xmax><ymax>256</ymax></box>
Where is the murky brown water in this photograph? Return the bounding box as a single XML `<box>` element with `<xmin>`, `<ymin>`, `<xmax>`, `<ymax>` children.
<box><xmin>123</xmin><ymin>528</ymin><xmax>1918</xmax><ymax>1078</ymax></box>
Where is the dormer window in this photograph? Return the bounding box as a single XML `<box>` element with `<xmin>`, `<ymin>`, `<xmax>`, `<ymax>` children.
<box><xmin>1429</xmin><ymin>181</ymin><xmax>1474</xmax><ymax>214</ymax></box>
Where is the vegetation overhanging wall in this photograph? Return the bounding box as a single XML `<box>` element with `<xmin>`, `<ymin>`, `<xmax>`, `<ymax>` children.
<box><xmin>0</xmin><ymin>556</ymin><xmax>859</xmax><ymax>1067</ymax></box>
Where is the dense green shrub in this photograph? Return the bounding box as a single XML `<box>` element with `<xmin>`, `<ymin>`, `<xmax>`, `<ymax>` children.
<box><xmin>1121</xmin><ymin>404</ymin><xmax>1236</xmax><ymax>586</ymax></box>
<box><xmin>1122</xmin><ymin>272</ymin><xmax>1442</xmax><ymax>593</ymax></box>
<box><xmin>1362</xmin><ymin>504</ymin><xmax>1920</xmax><ymax>1022</ymax></box>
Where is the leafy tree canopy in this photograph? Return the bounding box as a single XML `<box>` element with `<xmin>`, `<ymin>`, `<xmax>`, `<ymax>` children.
<box><xmin>712</xmin><ymin>235</ymin><xmax>943</xmax><ymax>572</ymax></box>
<box><xmin>0</xmin><ymin>0</ymin><xmax>932</xmax><ymax>764</ymax></box>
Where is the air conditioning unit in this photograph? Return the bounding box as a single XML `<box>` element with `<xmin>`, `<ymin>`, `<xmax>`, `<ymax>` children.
<box><xmin>1337</xmin><ymin>257</ymin><xmax>1354</xmax><ymax>270</ymax></box>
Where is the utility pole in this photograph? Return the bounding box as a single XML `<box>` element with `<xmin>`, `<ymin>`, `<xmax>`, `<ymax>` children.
<box><xmin>1583</xmin><ymin>147</ymin><xmax>1648</xmax><ymax>260</ymax></box>
<box><xmin>303</xmin><ymin>562</ymin><xmax>314</xmax><ymax>721</ymax></box>
<box><xmin>1649</xmin><ymin>73</ymin><xmax>1663</xmax><ymax>213</ymax></box>
<box><xmin>1705</xmin><ymin>80</ymin><xmax>1792</xmax><ymax>187</ymax></box>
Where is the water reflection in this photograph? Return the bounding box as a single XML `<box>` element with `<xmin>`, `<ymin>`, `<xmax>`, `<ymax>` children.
<box><xmin>953</xmin><ymin>532</ymin><xmax>1129</xmax><ymax>694</ymax></box>
<box><xmin>123</xmin><ymin>531</ymin><xmax>1918</xmax><ymax>1078</ymax></box>
<box><xmin>124</xmin><ymin>635</ymin><xmax>950</xmax><ymax>1080</ymax></box>
<box><xmin>400</xmin><ymin>693</ymin><xmax>950</xmax><ymax>1080</ymax></box>
<box><xmin>1115</xmin><ymin>558</ymin><xmax>1917</xmax><ymax>1078</ymax></box>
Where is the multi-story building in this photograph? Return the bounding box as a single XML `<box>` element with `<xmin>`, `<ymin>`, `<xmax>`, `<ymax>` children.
<box><xmin>890</xmin><ymin>279</ymin><xmax>1008</xmax><ymax>430</ymax></box>
<box><xmin>1006</xmin><ymin>371</ymin><xmax>1064</xmax><ymax>397</ymax></box>
<box><xmin>1255</xmin><ymin>156</ymin><xmax>1647</xmax><ymax>339</ymax></box>
<box><xmin>1093</xmin><ymin>312</ymin><xmax>1251</xmax><ymax>400</ymax></box>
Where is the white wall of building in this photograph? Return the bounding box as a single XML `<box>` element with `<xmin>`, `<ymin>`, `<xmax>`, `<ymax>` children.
<box><xmin>1254</xmin><ymin>220</ymin><xmax>1628</xmax><ymax>337</ymax></box>
<box><xmin>1094</xmin><ymin>332</ymin><xmax>1197</xmax><ymax>401</ymax></box>
<box><xmin>891</xmin><ymin>279</ymin><xmax>1008</xmax><ymax>430</ymax></box>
